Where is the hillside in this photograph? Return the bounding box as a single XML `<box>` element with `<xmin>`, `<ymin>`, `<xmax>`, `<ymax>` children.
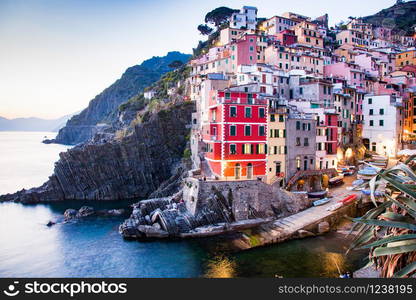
<box><xmin>53</xmin><ymin>51</ymin><xmax>191</xmax><ymax>145</ymax></box>
<box><xmin>0</xmin><ymin>114</ymin><xmax>74</xmax><ymax>132</ymax></box>
<box><xmin>363</xmin><ymin>0</ymin><xmax>416</xmax><ymax>35</ymax></box>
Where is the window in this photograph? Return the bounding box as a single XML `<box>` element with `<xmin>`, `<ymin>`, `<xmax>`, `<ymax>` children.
<box><xmin>370</xmin><ymin>120</ymin><xmax>374</xmax><ymax>127</ymax></box>
<box><xmin>247</xmin><ymin>94</ymin><xmax>253</xmax><ymax>104</ymax></box>
<box><xmin>230</xmin><ymin>144</ymin><xmax>237</xmax><ymax>155</ymax></box>
<box><xmin>299</xmin><ymin>87</ymin><xmax>303</xmax><ymax>95</ymax></box>
<box><xmin>245</xmin><ymin>107</ymin><xmax>252</xmax><ymax>118</ymax></box>
<box><xmin>259</xmin><ymin>125</ymin><xmax>265</xmax><ymax>136</ymax></box>
<box><xmin>230</xmin><ymin>106</ymin><xmax>237</xmax><ymax>117</ymax></box>
<box><xmin>257</xmin><ymin>144</ymin><xmax>265</xmax><ymax>154</ymax></box>
<box><xmin>296</xmin><ymin>156</ymin><xmax>301</xmax><ymax>170</ymax></box>
<box><xmin>245</xmin><ymin>125</ymin><xmax>251</xmax><ymax>136</ymax></box>
<box><xmin>379</xmin><ymin>108</ymin><xmax>384</xmax><ymax>115</ymax></box>
<box><xmin>368</xmin><ymin>98</ymin><xmax>372</xmax><ymax>104</ymax></box>
<box><xmin>379</xmin><ymin>120</ymin><xmax>384</xmax><ymax>126</ymax></box>
<box><xmin>279</xmin><ymin>115</ymin><xmax>284</xmax><ymax>122</ymax></box>
<box><xmin>296</xmin><ymin>137</ymin><xmax>301</xmax><ymax>146</ymax></box>
<box><xmin>242</xmin><ymin>144</ymin><xmax>252</xmax><ymax>154</ymax></box>
<box><xmin>296</xmin><ymin>121</ymin><xmax>301</xmax><ymax>130</ymax></box>
<box><xmin>259</xmin><ymin>107</ymin><xmax>265</xmax><ymax>118</ymax></box>
<box><xmin>270</xmin><ymin>114</ymin><xmax>275</xmax><ymax>122</ymax></box>
<box><xmin>230</xmin><ymin>125</ymin><xmax>236</xmax><ymax>136</ymax></box>
<box><xmin>304</xmin><ymin>138</ymin><xmax>309</xmax><ymax>146</ymax></box>
<box><xmin>369</xmin><ymin>109</ymin><xmax>373</xmax><ymax>115</ymax></box>
<box><xmin>225</xmin><ymin>93</ymin><xmax>231</xmax><ymax>100</ymax></box>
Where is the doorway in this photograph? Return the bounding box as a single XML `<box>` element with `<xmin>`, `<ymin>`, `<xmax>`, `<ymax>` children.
<box><xmin>235</xmin><ymin>163</ymin><xmax>241</xmax><ymax>179</ymax></box>
<box><xmin>247</xmin><ymin>163</ymin><xmax>253</xmax><ymax>179</ymax></box>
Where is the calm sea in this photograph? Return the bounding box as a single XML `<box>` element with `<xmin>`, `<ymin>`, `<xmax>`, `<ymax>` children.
<box><xmin>0</xmin><ymin>131</ymin><xmax>366</xmax><ymax>277</ymax></box>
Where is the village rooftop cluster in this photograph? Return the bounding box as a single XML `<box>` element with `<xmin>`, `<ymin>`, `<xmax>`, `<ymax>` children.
<box><xmin>172</xmin><ymin>5</ymin><xmax>416</xmax><ymax>186</ymax></box>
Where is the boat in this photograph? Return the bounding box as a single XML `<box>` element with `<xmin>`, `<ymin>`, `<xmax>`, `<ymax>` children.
<box><xmin>329</xmin><ymin>175</ymin><xmax>344</xmax><ymax>186</ymax></box>
<box><xmin>326</xmin><ymin>202</ymin><xmax>343</xmax><ymax>211</ymax></box>
<box><xmin>308</xmin><ymin>190</ymin><xmax>328</xmax><ymax>199</ymax></box>
<box><xmin>357</xmin><ymin>167</ymin><xmax>378</xmax><ymax>179</ymax></box>
<box><xmin>361</xmin><ymin>190</ymin><xmax>384</xmax><ymax>197</ymax></box>
<box><xmin>313</xmin><ymin>198</ymin><xmax>331</xmax><ymax>206</ymax></box>
<box><xmin>338</xmin><ymin>194</ymin><xmax>358</xmax><ymax>205</ymax></box>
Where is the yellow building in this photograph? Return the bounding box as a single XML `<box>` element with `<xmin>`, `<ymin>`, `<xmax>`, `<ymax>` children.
<box><xmin>396</xmin><ymin>50</ymin><xmax>416</xmax><ymax>68</ymax></box>
<box><xmin>266</xmin><ymin>104</ymin><xmax>287</xmax><ymax>185</ymax></box>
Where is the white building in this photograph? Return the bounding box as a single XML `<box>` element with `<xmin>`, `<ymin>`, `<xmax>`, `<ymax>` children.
<box><xmin>230</xmin><ymin>6</ymin><xmax>258</xmax><ymax>31</ymax></box>
<box><xmin>144</xmin><ymin>90</ymin><xmax>156</xmax><ymax>100</ymax></box>
<box><xmin>235</xmin><ymin>64</ymin><xmax>290</xmax><ymax>97</ymax></box>
<box><xmin>362</xmin><ymin>95</ymin><xmax>403</xmax><ymax>157</ymax></box>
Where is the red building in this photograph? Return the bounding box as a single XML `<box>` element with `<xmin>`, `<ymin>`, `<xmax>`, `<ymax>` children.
<box><xmin>275</xmin><ymin>29</ymin><xmax>297</xmax><ymax>46</ymax></box>
<box><xmin>325</xmin><ymin>112</ymin><xmax>338</xmax><ymax>155</ymax></box>
<box><xmin>203</xmin><ymin>88</ymin><xmax>268</xmax><ymax>180</ymax></box>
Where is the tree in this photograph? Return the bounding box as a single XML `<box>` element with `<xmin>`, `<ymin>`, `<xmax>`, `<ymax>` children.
<box><xmin>205</xmin><ymin>6</ymin><xmax>236</xmax><ymax>28</ymax></box>
<box><xmin>168</xmin><ymin>60</ymin><xmax>184</xmax><ymax>69</ymax></box>
<box><xmin>197</xmin><ymin>24</ymin><xmax>213</xmax><ymax>35</ymax></box>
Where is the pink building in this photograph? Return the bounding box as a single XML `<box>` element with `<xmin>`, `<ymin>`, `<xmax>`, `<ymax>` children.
<box><xmin>233</xmin><ymin>34</ymin><xmax>258</xmax><ymax>66</ymax></box>
<box><xmin>324</xmin><ymin>62</ymin><xmax>365</xmax><ymax>89</ymax></box>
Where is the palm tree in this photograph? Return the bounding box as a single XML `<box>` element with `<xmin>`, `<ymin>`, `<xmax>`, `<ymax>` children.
<box><xmin>349</xmin><ymin>155</ymin><xmax>416</xmax><ymax>278</ymax></box>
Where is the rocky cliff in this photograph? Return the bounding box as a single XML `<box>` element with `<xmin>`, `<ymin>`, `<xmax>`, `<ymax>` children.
<box><xmin>52</xmin><ymin>51</ymin><xmax>191</xmax><ymax>145</ymax></box>
<box><xmin>0</xmin><ymin>101</ymin><xmax>195</xmax><ymax>203</ymax></box>
<box><xmin>363</xmin><ymin>1</ymin><xmax>416</xmax><ymax>35</ymax></box>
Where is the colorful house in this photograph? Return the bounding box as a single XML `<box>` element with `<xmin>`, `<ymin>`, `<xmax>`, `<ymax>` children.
<box><xmin>203</xmin><ymin>87</ymin><xmax>268</xmax><ymax>180</ymax></box>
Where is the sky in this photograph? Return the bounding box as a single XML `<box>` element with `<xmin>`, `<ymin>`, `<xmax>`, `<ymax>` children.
<box><xmin>0</xmin><ymin>0</ymin><xmax>397</xmax><ymax>119</ymax></box>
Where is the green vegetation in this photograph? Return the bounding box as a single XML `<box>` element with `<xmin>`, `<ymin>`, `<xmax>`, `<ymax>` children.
<box><xmin>204</xmin><ymin>6</ymin><xmax>236</xmax><ymax>28</ymax></box>
<box><xmin>363</xmin><ymin>1</ymin><xmax>416</xmax><ymax>35</ymax></box>
<box><xmin>349</xmin><ymin>155</ymin><xmax>416</xmax><ymax>278</ymax></box>
<box><xmin>197</xmin><ymin>24</ymin><xmax>214</xmax><ymax>35</ymax></box>
<box><xmin>183</xmin><ymin>148</ymin><xmax>191</xmax><ymax>159</ymax></box>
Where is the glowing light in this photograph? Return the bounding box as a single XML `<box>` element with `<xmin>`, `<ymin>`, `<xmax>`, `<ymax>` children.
<box><xmin>345</xmin><ymin>148</ymin><xmax>353</xmax><ymax>159</ymax></box>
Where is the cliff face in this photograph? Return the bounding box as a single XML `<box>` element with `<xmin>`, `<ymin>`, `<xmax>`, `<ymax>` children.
<box><xmin>53</xmin><ymin>51</ymin><xmax>191</xmax><ymax>145</ymax></box>
<box><xmin>1</xmin><ymin>102</ymin><xmax>194</xmax><ymax>203</ymax></box>
<box><xmin>363</xmin><ymin>1</ymin><xmax>416</xmax><ymax>35</ymax></box>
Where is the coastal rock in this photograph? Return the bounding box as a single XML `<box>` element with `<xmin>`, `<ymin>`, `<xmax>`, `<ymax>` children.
<box><xmin>64</xmin><ymin>209</ymin><xmax>78</xmax><ymax>220</ymax></box>
<box><xmin>318</xmin><ymin>221</ymin><xmax>330</xmax><ymax>234</ymax></box>
<box><xmin>297</xmin><ymin>229</ymin><xmax>316</xmax><ymax>238</ymax></box>
<box><xmin>0</xmin><ymin>102</ymin><xmax>195</xmax><ymax>203</ymax></box>
<box><xmin>52</xmin><ymin>52</ymin><xmax>191</xmax><ymax>145</ymax></box>
<box><xmin>137</xmin><ymin>225</ymin><xmax>169</xmax><ymax>238</ymax></box>
<box><xmin>97</xmin><ymin>209</ymin><xmax>126</xmax><ymax>216</ymax></box>
<box><xmin>76</xmin><ymin>206</ymin><xmax>95</xmax><ymax>218</ymax></box>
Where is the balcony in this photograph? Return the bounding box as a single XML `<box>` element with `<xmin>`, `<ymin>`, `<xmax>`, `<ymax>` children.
<box><xmin>217</xmin><ymin>97</ymin><xmax>267</xmax><ymax>105</ymax></box>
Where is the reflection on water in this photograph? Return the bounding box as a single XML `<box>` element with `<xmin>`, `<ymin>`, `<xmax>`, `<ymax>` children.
<box><xmin>204</xmin><ymin>256</ymin><xmax>236</xmax><ymax>278</ymax></box>
<box><xmin>218</xmin><ymin>234</ymin><xmax>367</xmax><ymax>278</ymax></box>
<box><xmin>0</xmin><ymin>131</ymin><xmax>367</xmax><ymax>278</ymax></box>
<box><xmin>0</xmin><ymin>202</ymin><xmax>206</xmax><ymax>278</ymax></box>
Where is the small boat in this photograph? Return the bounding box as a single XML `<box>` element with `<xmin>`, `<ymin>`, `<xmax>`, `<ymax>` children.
<box><xmin>329</xmin><ymin>175</ymin><xmax>344</xmax><ymax>186</ymax></box>
<box><xmin>308</xmin><ymin>190</ymin><xmax>328</xmax><ymax>199</ymax></box>
<box><xmin>338</xmin><ymin>194</ymin><xmax>358</xmax><ymax>204</ymax></box>
<box><xmin>313</xmin><ymin>198</ymin><xmax>331</xmax><ymax>206</ymax></box>
<box><xmin>361</xmin><ymin>190</ymin><xmax>384</xmax><ymax>197</ymax></box>
<box><xmin>352</xmin><ymin>179</ymin><xmax>364</xmax><ymax>186</ymax></box>
<box><xmin>358</xmin><ymin>168</ymin><xmax>378</xmax><ymax>176</ymax></box>
<box><xmin>326</xmin><ymin>202</ymin><xmax>343</xmax><ymax>211</ymax></box>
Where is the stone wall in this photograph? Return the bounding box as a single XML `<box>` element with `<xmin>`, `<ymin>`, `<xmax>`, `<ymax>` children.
<box><xmin>183</xmin><ymin>178</ymin><xmax>310</xmax><ymax>221</ymax></box>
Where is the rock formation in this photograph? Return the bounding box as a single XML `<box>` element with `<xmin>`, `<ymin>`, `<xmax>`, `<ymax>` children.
<box><xmin>0</xmin><ymin>102</ymin><xmax>195</xmax><ymax>203</ymax></box>
<box><xmin>50</xmin><ymin>52</ymin><xmax>191</xmax><ymax>145</ymax></box>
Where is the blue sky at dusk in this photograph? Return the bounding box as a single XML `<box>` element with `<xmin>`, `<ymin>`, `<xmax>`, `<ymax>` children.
<box><xmin>0</xmin><ymin>0</ymin><xmax>396</xmax><ymax>119</ymax></box>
